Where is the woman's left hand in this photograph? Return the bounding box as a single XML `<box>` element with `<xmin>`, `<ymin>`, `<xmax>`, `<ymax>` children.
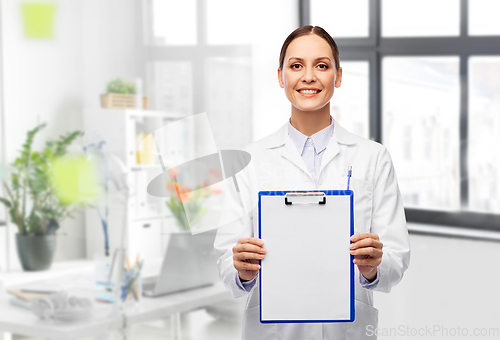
<box><xmin>350</xmin><ymin>233</ymin><xmax>383</xmax><ymax>282</ymax></box>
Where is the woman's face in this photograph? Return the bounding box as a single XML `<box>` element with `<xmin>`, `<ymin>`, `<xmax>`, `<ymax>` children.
<box><xmin>278</xmin><ymin>34</ymin><xmax>342</xmax><ymax>113</ymax></box>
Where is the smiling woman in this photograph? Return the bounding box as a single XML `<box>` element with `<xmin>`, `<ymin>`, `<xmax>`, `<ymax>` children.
<box><xmin>214</xmin><ymin>25</ymin><xmax>410</xmax><ymax>340</ymax></box>
<box><xmin>278</xmin><ymin>33</ymin><xmax>342</xmax><ymax>135</ymax></box>
<box><xmin>275</xmin><ymin>27</ymin><xmax>342</xmax><ymax>138</ymax></box>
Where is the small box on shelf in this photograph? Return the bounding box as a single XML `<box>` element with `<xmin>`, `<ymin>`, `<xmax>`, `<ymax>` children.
<box><xmin>100</xmin><ymin>94</ymin><xmax>149</xmax><ymax>110</ymax></box>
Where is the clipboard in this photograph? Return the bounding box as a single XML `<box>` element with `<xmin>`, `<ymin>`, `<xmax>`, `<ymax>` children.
<box><xmin>258</xmin><ymin>190</ymin><xmax>354</xmax><ymax>323</ymax></box>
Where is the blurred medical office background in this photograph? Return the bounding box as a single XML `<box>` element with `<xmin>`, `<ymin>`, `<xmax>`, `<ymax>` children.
<box><xmin>0</xmin><ymin>0</ymin><xmax>499</xmax><ymax>339</ymax></box>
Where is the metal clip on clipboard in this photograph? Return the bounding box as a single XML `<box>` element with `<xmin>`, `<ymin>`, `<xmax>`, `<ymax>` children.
<box><xmin>284</xmin><ymin>192</ymin><xmax>326</xmax><ymax>205</ymax></box>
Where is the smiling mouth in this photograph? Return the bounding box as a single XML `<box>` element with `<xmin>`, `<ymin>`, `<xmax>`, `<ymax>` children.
<box><xmin>298</xmin><ymin>89</ymin><xmax>321</xmax><ymax>94</ymax></box>
<box><xmin>297</xmin><ymin>90</ymin><xmax>321</xmax><ymax>97</ymax></box>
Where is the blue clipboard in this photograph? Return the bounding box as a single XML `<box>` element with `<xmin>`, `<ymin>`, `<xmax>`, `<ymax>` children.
<box><xmin>258</xmin><ymin>190</ymin><xmax>355</xmax><ymax>324</ymax></box>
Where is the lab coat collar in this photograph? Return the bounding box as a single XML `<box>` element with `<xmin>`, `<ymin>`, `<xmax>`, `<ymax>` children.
<box><xmin>264</xmin><ymin>122</ymin><xmax>309</xmax><ymax>176</ymax></box>
<box><xmin>265</xmin><ymin>118</ymin><xmax>356</xmax><ymax>150</ymax></box>
<box><xmin>265</xmin><ymin>119</ymin><xmax>357</xmax><ymax>178</ymax></box>
<box><xmin>331</xmin><ymin>120</ymin><xmax>357</xmax><ymax>146</ymax></box>
<box><xmin>287</xmin><ymin>118</ymin><xmax>334</xmax><ymax>155</ymax></box>
<box><xmin>281</xmin><ymin>134</ymin><xmax>310</xmax><ymax>176</ymax></box>
<box><xmin>265</xmin><ymin>122</ymin><xmax>288</xmax><ymax>150</ymax></box>
<box><xmin>319</xmin><ymin>120</ymin><xmax>357</xmax><ymax>174</ymax></box>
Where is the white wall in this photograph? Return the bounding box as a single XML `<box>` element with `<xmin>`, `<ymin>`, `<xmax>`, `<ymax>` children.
<box><xmin>0</xmin><ymin>0</ymin><xmax>138</xmax><ymax>269</ymax></box>
<box><xmin>374</xmin><ymin>231</ymin><xmax>500</xmax><ymax>339</ymax></box>
<box><xmin>1</xmin><ymin>0</ymin><xmax>85</xmax><ymax>268</ymax></box>
<box><xmin>82</xmin><ymin>0</ymin><xmax>139</xmax><ymax>109</ymax></box>
<box><xmin>2</xmin><ymin>0</ymin><xmax>84</xmax><ymax>154</ymax></box>
<box><xmin>0</xmin><ymin>1</ymin><xmax>6</xmax><ymax>271</ymax></box>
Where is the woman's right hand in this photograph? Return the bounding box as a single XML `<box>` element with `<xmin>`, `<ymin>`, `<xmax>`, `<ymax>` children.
<box><xmin>233</xmin><ymin>237</ymin><xmax>267</xmax><ymax>282</ymax></box>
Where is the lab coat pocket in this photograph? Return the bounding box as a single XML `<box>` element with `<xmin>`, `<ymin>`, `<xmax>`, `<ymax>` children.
<box><xmin>346</xmin><ymin>299</ymin><xmax>379</xmax><ymax>339</ymax></box>
<box><xmin>242</xmin><ymin>305</ymin><xmax>277</xmax><ymax>340</ymax></box>
<box><xmin>330</xmin><ymin>177</ymin><xmax>373</xmax><ymax>234</ymax></box>
<box><xmin>350</xmin><ymin>178</ymin><xmax>374</xmax><ymax>234</ymax></box>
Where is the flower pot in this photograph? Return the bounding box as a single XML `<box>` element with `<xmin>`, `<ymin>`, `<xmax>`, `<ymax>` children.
<box><xmin>16</xmin><ymin>234</ymin><xmax>57</xmax><ymax>271</ymax></box>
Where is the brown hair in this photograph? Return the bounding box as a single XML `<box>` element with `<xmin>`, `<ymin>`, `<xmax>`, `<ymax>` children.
<box><xmin>278</xmin><ymin>25</ymin><xmax>340</xmax><ymax>71</ymax></box>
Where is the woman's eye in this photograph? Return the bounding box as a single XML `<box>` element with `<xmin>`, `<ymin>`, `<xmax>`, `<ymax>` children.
<box><xmin>318</xmin><ymin>64</ymin><xmax>328</xmax><ymax>69</ymax></box>
<box><xmin>291</xmin><ymin>64</ymin><xmax>301</xmax><ymax>69</ymax></box>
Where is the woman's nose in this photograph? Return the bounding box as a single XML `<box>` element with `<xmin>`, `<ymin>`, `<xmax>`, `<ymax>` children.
<box><xmin>302</xmin><ymin>68</ymin><xmax>316</xmax><ymax>82</ymax></box>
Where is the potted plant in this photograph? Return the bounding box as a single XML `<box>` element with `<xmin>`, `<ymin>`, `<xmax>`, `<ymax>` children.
<box><xmin>100</xmin><ymin>78</ymin><xmax>149</xmax><ymax>109</ymax></box>
<box><xmin>0</xmin><ymin>124</ymin><xmax>85</xmax><ymax>271</ymax></box>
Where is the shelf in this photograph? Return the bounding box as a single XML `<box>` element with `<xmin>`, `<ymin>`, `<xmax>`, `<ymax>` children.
<box><xmin>131</xmin><ymin>215</ymin><xmax>173</xmax><ymax>222</ymax></box>
<box><xmin>128</xmin><ymin>110</ymin><xmax>185</xmax><ymax>120</ymax></box>
<box><xmin>84</xmin><ymin>107</ymin><xmax>183</xmax><ymax>262</ymax></box>
<box><xmin>85</xmin><ymin>108</ymin><xmax>185</xmax><ymax>119</ymax></box>
<box><xmin>130</xmin><ymin>164</ymin><xmax>162</xmax><ymax>171</ymax></box>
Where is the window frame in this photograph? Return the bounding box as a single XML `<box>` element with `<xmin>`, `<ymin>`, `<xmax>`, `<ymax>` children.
<box><xmin>140</xmin><ymin>0</ymin><xmax>252</xmax><ymax>119</ymax></box>
<box><xmin>301</xmin><ymin>0</ymin><xmax>500</xmax><ymax>232</ymax></box>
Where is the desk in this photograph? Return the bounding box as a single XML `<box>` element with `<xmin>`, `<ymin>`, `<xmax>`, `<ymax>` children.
<box><xmin>0</xmin><ymin>283</ymin><xmax>231</xmax><ymax>340</ymax></box>
<box><xmin>0</xmin><ymin>260</ymin><xmax>95</xmax><ymax>288</ymax></box>
<box><xmin>0</xmin><ymin>260</ymin><xmax>232</xmax><ymax>340</ymax></box>
<box><xmin>125</xmin><ymin>283</ymin><xmax>231</xmax><ymax>325</ymax></box>
<box><xmin>0</xmin><ymin>291</ymin><xmax>122</xmax><ymax>340</ymax></box>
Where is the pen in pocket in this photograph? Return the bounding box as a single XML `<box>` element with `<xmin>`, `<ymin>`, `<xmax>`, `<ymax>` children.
<box><xmin>347</xmin><ymin>166</ymin><xmax>352</xmax><ymax>190</ymax></box>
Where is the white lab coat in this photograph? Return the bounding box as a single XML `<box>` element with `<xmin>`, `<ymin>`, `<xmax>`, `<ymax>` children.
<box><xmin>214</xmin><ymin>120</ymin><xmax>410</xmax><ymax>340</ymax></box>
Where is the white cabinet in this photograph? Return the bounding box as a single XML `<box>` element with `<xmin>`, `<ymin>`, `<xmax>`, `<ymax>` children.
<box><xmin>83</xmin><ymin>109</ymin><xmax>185</xmax><ymax>262</ymax></box>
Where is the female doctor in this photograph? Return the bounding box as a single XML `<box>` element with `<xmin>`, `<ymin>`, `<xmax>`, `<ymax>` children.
<box><xmin>214</xmin><ymin>25</ymin><xmax>410</xmax><ymax>340</ymax></box>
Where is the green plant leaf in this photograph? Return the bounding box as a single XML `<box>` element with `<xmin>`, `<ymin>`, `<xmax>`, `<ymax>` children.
<box><xmin>0</xmin><ymin>197</ymin><xmax>12</xmax><ymax>208</ymax></box>
<box><xmin>106</xmin><ymin>79</ymin><xmax>135</xmax><ymax>94</ymax></box>
<box><xmin>2</xmin><ymin>124</ymin><xmax>86</xmax><ymax>235</ymax></box>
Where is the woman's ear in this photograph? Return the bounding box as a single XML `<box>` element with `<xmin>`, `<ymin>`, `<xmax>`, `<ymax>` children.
<box><xmin>277</xmin><ymin>68</ymin><xmax>285</xmax><ymax>88</ymax></box>
<box><xmin>335</xmin><ymin>67</ymin><xmax>343</xmax><ymax>88</ymax></box>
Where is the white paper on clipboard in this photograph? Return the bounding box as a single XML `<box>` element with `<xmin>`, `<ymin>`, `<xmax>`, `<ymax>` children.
<box><xmin>259</xmin><ymin>191</ymin><xmax>354</xmax><ymax>323</ymax></box>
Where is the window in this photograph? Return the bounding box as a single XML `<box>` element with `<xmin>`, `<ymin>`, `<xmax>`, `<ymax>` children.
<box><xmin>310</xmin><ymin>0</ymin><xmax>369</xmax><ymax>38</ymax></box>
<box><xmin>468</xmin><ymin>0</ymin><xmax>500</xmax><ymax>36</ymax></box>
<box><xmin>382</xmin><ymin>0</ymin><xmax>460</xmax><ymax>37</ymax></box>
<box><xmin>332</xmin><ymin>61</ymin><xmax>369</xmax><ymax>139</ymax></box>
<box><xmin>206</xmin><ymin>0</ymin><xmax>252</xmax><ymax>45</ymax></box>
<box><xmin>205</xmin><ymin>57</ymin><xmax>252</xmax><ymax>149</ymax></box>
<box><xmin>149</xmin><ymin>0</ymin><xmax>197</xmax><ymax>45</ymax></box>
<box><xmin>303</xmin><ymin>0</ymin><xmax>500</xmax><ymax>231</ymax></box>
<box><xmin>468</xmin><ymin>57</ymin><xmax>500</xmax><ymax>213</ymax></box>
<box><xmin>147</xmin><ymin>61</ymin><xmax>193</xmax><ymax>115</ymax></box>
<box><xmin>142</xmin><ymin>0</ymin><xmax>253</xmax><ymax>150</ymax></box>
<box><xmin>383</xmin><ymin>57</ymin><xmax>460</xmax><ymax>211</ymax></box>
